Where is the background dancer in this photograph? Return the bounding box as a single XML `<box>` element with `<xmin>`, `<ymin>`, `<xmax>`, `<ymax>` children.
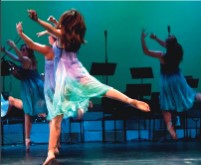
<box><xmin>1</xmin><ymin>40</ymin><xmax>47</xmax><ymax>151</ymax></box>
<box><xmin>141</xmin><ymin>28</ymin><xmax>201</xmax><ymax>139</ymax></box>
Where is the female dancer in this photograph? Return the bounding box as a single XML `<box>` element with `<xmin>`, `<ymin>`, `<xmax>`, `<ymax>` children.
<box><xmin>141</xmin><ymin>29</ymin><xmax>201</xmax><ymax>139</ymax></box>
<box><xmin>16</xmin><ymin>20</ymin><xmax>60</xmax><ymax>152</ymax></box>
<box><xmin>1</xmin><ymin>40</ymin><xmax>47</xmax><ymax>151</ymax></box>
<box><xmin>16</xmin><ymin>17</ymin><xmax>92</xmax><ymax>154</ymax></box>
<box><xmin>28</xmin><ymin>9</ymin><xmax>150</xmax><ymax>164</ymax></box>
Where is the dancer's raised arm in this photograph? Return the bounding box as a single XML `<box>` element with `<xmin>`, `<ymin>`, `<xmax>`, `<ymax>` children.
<box><xmin>150</xmin><ymin>33</ymin><xmax>166</xmax><ymax>48</ymax></box>
<box><xmin>27</xmin><ymin>9</ymin><xmax>61</xmax><ymax>38</ymax></box>
<box><xmin>16</xmin><ymin>22</ymin><xmax>53</xmax><ymax>59</ymax></box>
<box><xmin>1</xmin><ymin>44</ymin><xmax>20</xmax><ymax>62</ymax></box>
<box><xmin>141</xmin><ymin>29</ymin><xmax>163</xmax><ymax>61</ymax></box>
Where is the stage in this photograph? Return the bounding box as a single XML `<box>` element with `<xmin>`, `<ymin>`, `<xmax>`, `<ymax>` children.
<box><xmin>1</xmin><ymin>141</ymin><xmax>201</xmax><ymax>165</ymax></box>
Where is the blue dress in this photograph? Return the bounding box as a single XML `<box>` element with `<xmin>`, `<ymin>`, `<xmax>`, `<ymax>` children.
<box><xmin>48</xmin><ymin>43</ymin><xmax>112</xmax><ymax>120</ymax></box>
<box><xmin>21</xmin><ymin>69</ymin><xmax>47</xmax><ymax>116</ymax></box>
<box><xmin>1</xmin><ymin>94</ymin><xmax>9</xmax><ymax>117</ymax></box>
<box><xmin>159</xmin><ymin>63</ymin><xmax>196</xmax><ymax>112</ymax></box>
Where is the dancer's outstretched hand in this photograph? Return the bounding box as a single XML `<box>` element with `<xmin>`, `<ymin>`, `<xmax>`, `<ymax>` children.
<box><xmin>150</xmin><ymin>33</ymin><xmax>156</xmax><ymax>40</ymax></box>
<box><xmin>36</xmin><ymin>30</ymin><xmax>48</xmax><ymax>37</ymax></box>
<box><xmin>141</xmin><ymin>29</ymin><xmax>148</xmax><ymax>39</ymax></box>
<box><xmin>16</xmin><ymin>22</ymin><xmax>23</xmax><ymax>35</ymax></box>
<box><xmin>47</xmin><ymin>15</ymin><xmax>58</xmax><ymax>25</ymax></box>
<box><xmin>27</xmin><ymin>9</ymin><xmax>38</xmax><ymax>21</ymax></box>
<box><xmin>6</xmin><ymin>39</ymin><xmax>15</xmax><ymax>47</ymax></box>
<box><xmin>1</xmin><ymin>46</ymin><xmax>5</xmax><ymax>52</ymax></box>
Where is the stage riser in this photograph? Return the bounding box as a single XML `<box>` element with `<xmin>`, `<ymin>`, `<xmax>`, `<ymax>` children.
<box><xmin>30</xmin><ymin>123</ymin><xmax>49</xmax><ymax>143</ymax></box>
<box><xmin>84</xmin><ymin>131</ymin><xmax>103</xmax><ymax>142</ymax></box>
<box><xmin>1</xmin><ymin>113</ymin><xmax>201</xmax><ymax>144</ymax></box>
<box><xmin>2</xmin><ymin>123</ymin><xmax>200</xmax><ymax>144</ymax></box>
<box><xmin>2</xmin><ymin>124</ymin><xmax>23</xmax><ymax>145</ymax></box>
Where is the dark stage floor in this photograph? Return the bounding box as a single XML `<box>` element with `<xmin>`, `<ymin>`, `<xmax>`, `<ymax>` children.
<box><xmin>1</xmin><ymin>141</ymin><xmax>201</xmax><ymax>165</ymax></box>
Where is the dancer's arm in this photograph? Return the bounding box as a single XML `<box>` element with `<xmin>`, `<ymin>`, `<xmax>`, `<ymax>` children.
<box><xmin>1</xmin><ymin>40</ymin><xmax>30</xmax><ymax>65</ymax></box>
<box><xmin>6</xmin><ymin>40</ymin><xmax>32</xmax><ymax>68</ymax></box>
<box><xmin>37</xmin><ymin>15</ymin><xmax>58</xmax><ymax>38</ymax></box>
<box><xmin>150</xmin><ymin>33</ymin><xmax>166</xmax><ymax>48</ymax></box>
<box><xmin>27</xmin><ymin>9</ymin><xmax>61</xmax><ymax>38</ymax></box>
<box><xmin>16</xmin><ymin>22</ymin><xmax>53</xmax><ymax>59</ymax></box>
<box><xmin>36</xmin><ymin>30</ymin><xmax>49</xmax><ymax>37</ymax></box>
<box><xmin>141</xmin><ymin>29</ymin><xmax>163</xmax><ymax>60</ymax></box>
<box><xmin>1</xmin><ymin>45</ymin><xmax>20</xmax><ymax>62</ymax></box>
<box><xmin>47</xmin><ymin>15</ymin><xmax>58</xmax><ymax>26</ymax></box>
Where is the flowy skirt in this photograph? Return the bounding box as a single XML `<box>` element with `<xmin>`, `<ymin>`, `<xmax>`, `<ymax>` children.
<box><xmin>159</xmin><ymin>71</ymin><xmax>196</xmax><ymax>112</ymax></box>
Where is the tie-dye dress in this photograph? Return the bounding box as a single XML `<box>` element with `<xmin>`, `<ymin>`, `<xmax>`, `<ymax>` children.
<box><xmin>47</xmin><ymin>43</ymin><xmax>112</xmax><ymax>120</ymax></box>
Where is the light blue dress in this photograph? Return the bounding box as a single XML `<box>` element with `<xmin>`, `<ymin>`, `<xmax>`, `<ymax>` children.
<box><xmin>21</xmin><ymin>69</ymin><xmax>47</xmax><ymax>116</ymax></box>
<box><xmin>47</xmin><ymin>43</ymin><xmax>111</xmax><ymax>120</ymax></box>
<box><xmin>1</xmin><ymin>94</ymin><xmax>9</xmax><ymax>117</ymax></box>
<box><xmin>159</xmin><ymin>63</ymin><xmax>196</xmax><ymax>112</ymax></box>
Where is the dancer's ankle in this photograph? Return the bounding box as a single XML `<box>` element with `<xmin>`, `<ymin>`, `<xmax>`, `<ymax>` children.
<box><xmin>25</xmin><ymin>138</ymin><xmax>31</xmax><ymax>151</ymax></box>
<box><xmin>48</xmin><ymin>148</ymin><xmax>55</xmax><ymax>155</ymax></box>
<box><xmin>167</xmin><ymin>122</ymin><xmax>177</xmax><ymax>140</ymax></box>
<box><xmin>43</xmin><ymin>150</ymin><xmax>55</xmax><ymax>165</ymax></box>
<box><xmin>54</xmin><ymin>147</ymin><xmax>59</xmax><ymax>155</ymax></box>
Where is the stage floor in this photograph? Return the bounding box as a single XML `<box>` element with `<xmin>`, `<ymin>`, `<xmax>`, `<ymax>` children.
<box><xmin>1</xmin><ymin>141</ymin><xmax>201</xmax><ymax>165</ymax></box>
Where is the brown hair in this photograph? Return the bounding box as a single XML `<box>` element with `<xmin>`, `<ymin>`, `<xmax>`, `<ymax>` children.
<box><xmin>163</xmin><ymin>36</ymin><xmax>183</xmax><ymax>67</ymax></box>
<box><xmin>58</xmin><ymin>9</ymin><xmax>86</xmax><ymax>52</ymax></box>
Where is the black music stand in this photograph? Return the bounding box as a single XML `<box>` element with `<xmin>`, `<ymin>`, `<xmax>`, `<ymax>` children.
<box><xmin>128</xmin><ymin>67</ymin><xmax>153</xmax><ymax>141</ymax></box>
<box><xmin>90</xmin><ymin>62</ymin><xmax>119</xmax><ymax>142</ymax></box>
<box><xmin>125</xmin><ymin>84</ymin><xmax>152</xmax><ymax>100</ymax></box>
<box><xmin>1</xmin><ymin>59</ymin><xmax>13</xmax><ymax>93</ymax></box>
<box><xmin>186</xmin><ymin>78</ymin><xmax>199</xmax><ymax>88</ymax></box>
<box><xmin>129</xmin><ymin>67</ymin><xmax>153</xmax><ymax>99</ymax></box>
<box><xmin>130</xmin><ymin>67</ymin><xmax>153</xmax><ymax>83</ymax></box>
<box><xmin>1</xmin><ymin>59</ymin><xmax>11</xmax><ymax>76</ymax></box>
<box><xmin>90</xmin><ymin>62</ymin><xmax>117</xmax><ymax>85</ymax></box>
<box><xmin>184</xmin><ymin>76</ymin><xmax>199</xmax><ymax>139</ymax></box>
<box><xmin>125</xmin><ymin>83</ymin><xmax>152</xmax><ymax>141</ymax></box>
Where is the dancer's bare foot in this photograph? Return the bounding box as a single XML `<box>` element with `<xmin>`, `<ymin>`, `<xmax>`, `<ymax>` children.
<box><xmin>167</xmin><ymin>123</ymin><xmax>178</xmax><ymax>140</ymax></box>
<box><xmin>57</xmin><ymin>142</ymin><xmax>61</xmax><ymax>149</ymax></box>
<box><xmin>130</xmin><ymin>99</ymin><xmax>150</xmax><ymax>112</ymax></box>
<box><xmin>43</xmin><ymin>150</ymin><xmax>55</xmax><ymax>165</ymax></box>
<box><xmin>25</xmin><ymin>138</ymin><xmax>31</xmax><ymax>152</ymax></box>
<box><xmin>53</xmin><ymin>141</ymin><xmax>61</xmax><ymax>155</ymax></box>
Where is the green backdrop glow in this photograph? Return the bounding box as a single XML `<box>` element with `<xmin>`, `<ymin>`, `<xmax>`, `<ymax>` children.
<box><xmin>1</xmin><ymin>1</ymin><xmax>201</xmax><ymax>103</ymax></box>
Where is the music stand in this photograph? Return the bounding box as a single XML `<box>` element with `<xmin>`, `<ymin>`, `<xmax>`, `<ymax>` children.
<box><xmin>125</xmin><ymin>84</ymin><xmax>152</xmax><ymax>99</ymax></box>
<box><xmin>1</xmin><ymin>59</ymin><xmax>13</xmax><ymax>92</ymax></box>
<box><xmin>130</xmin><ymin>67</ymin><xmax>153</xmax><ymax>83</ymax></box>
<box><xmin>90</xmin><ymin>62</ymin><xmax>117</xmax><ymax>84</ymax></box>
<box><xmin>90</xmin><ymin>62</ymin><xmax>117</xmax><ymax>142</ymax></box>
<box><xmin>1</xmin><ymin>59</ymin><xmax>11</xmax><ymax>76</ymax></box>
<box><xmin>186</xmin><ymin>78</ymin><xmax>199</xmax><ymax>88</ymax></box>
<box><xmin>128</xmin><ymin>67</ymin><xmax>153</xmax><ymax>141</ymax></box>
<box><xmin>185</xmin><ymin>75</ymin><xmax>193</xmax><ymax>79</ymax></box>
